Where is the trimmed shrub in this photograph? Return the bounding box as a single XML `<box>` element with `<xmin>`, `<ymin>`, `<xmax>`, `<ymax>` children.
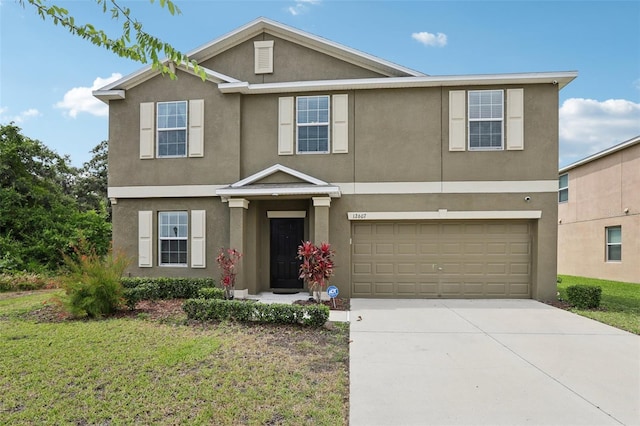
<box><xmin>566</xmin><ymin>285</ymin><xmax>602</xmax><ymax>309</ymax></box>
<box><xmin>121</xmin><ymin>277</ymin><xmax>215</xmax><ymax>309</ymax></box>
<box><xmin>183</xmin><ymin>299</ymin><xmax>330</xmax><ymax>327</ymax></box>
<box><xmin>198</xmin><ymin>287</ymin><xmax>225</xmax><ymax>300</ymax></box>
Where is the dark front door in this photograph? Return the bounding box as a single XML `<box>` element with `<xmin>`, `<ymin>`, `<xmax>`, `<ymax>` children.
<box><xmin>270</xmin><ymin>218</ymin><xmax>304</xmax><ymax>289</ymax></box>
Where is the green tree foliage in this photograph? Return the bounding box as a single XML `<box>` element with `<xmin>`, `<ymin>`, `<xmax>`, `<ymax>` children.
<box><xmin>19</xmin><ymin>0</ymin><xmax>204</xmax><ymax>79</ymax></box>
<box><xmin>0</xmin><ymin>124</ymin><xmax>111</xmax><ymax>272</ymax></box>
<box><xmin>74</xmin><ymin>140</ymin><xmax>110</xmax><ymax>219</ymax></box>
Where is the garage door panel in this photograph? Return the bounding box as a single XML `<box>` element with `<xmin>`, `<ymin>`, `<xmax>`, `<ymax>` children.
<box><xmin>397</xmin><ymin>282</ymin><xmax>417</xmax><ymax>294</ymax></box>
<box><xmin>376</xmin><ymin>263</ymin><xmax>394</xmax><ymax>274</ymax></box>
<box><xmin>353</xmin><ymin>243</ymin><xmax>372</xmax><ymax>255</ymax></box>
<box><xmin>420</xmin><ymin>243</ymin><xmax>438</xmax><ymax>254</ymax></box>
<box><xmin>374</xmin><ymin>282</ymin><xmax>394</xmax><ymax>295</ymax></box>
<box><xmin>510</xmin><ymin>263</ymin><xmax>529</xmax><ymax>274</ymax></box>
<box><xmin>398</xmin><ymin>243</ymin><xmax>417</xmax><ymax>254</ymax></box>
<box><xmin>510</xmin><ymin>283</ymin><xmax>529</xmax><ymax>296</ymax></box>
<box><xmin>351</xmin><ymin>220</ymin><xmax>531</xmax><ymax>298</ymax></box>
<box><xmin>375</xmin><ymin>243</ymin><xmax>394</xmax><ymax>255</ymax></box>
<box><xmin>397</xmin><ymin>263</ymin><xmax>417</xmax><ymax>274</ymax></box>
<box><xmin>510</xmin><ymin>242</ymin><xmax>530</xmax><ymax>255</ymax></box>
<box><xmin>352</xmin><ymin>262</ymin><xmax>372</xmax><ymax>274</ymax></box>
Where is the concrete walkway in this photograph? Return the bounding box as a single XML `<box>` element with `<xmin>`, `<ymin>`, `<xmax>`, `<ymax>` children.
<box><xmin>349</xmin><ymin>299</ymin><xmax>640</xmax><ymax>426</ymax></box>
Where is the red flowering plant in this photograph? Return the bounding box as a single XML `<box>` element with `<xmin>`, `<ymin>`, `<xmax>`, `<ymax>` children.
<box><xmin>215</xmin><ymin>248</ymin><xmax>242</xmax><ymax>299</ymax></box>
<box><xmin>297</xmin><ymin>241</ymin><xmax>334</xmax><ymax>303</ymax></box>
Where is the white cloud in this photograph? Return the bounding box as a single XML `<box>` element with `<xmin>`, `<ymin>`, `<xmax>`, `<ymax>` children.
<box><xmin>287</xmin><ymin>0</ymin><xmax>320</xmax><ymax>16</ymax></box>
<box><xmin>54</xmin><ymin>73</ymin><xmax>122</xmax><ymax>118</ymax></box>
<box><xmin>412</xmin><ymin>31</ymin><xmax>447</xmax><ymax>47</ymax></box>
<box><xmin>0</xmin><ymin>107</ymin><xmax>42</xmax><ymax>124</ymax></box>
<box><xmin>559</xmin><ymin>98</ymin><xmax>640</xmax><ymax>166</ymax></box>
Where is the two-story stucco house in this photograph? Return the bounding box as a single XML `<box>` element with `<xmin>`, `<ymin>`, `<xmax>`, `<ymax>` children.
<box><xmin>558</xmin><ymin>135</ymin><xmax>640</xmax><ymax>283</ymax></box>
<box><xmin>94</xmin><ymin>18</ymin><xmax>576</xmax><ymax>301</ymax></box>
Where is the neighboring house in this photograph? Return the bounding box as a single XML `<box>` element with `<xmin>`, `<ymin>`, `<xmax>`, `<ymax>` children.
<box><xmin>558</xmin><ymin>135</ymin><xmax>640</xmax><ymax>283</ymax></box>
<box><xmin>94</xmin><ymin>18</ymin><xmax>576</xmax><ymax>300</ymax></box>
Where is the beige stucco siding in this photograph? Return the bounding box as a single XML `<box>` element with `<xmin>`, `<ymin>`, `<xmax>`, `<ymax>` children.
<box><xmin>108</xmin><ymin>70</ymin><xmax>242</xmax><ymax>188</ymax></box>
<box><xmin>201</xmin><ymin>34</ymin><xmax>386</xmax><ymax>84</ymax></box>
<box><xmin>558</xmin><ymin>142</ymin><xmax>640</xmax><ymax>283</ymax></box>
<box><xmin>442</xmin><ymin>85</ymin><xmax>559</xmax><ymax>182</ymax></box>
<box><xmin>114</xmin><ymin>198</ymin><xmax>228</xmax><ymax>278</ymax></box>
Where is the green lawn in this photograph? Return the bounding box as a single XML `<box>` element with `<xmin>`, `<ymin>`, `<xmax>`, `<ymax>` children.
<box><xmin>557</xmin><ymin>275</ymin><xmax>640</xmax><ymax>334</ymax></box>
<box><xmin>0</xmin><ymin>291</ymin><xmax>349</xmax><ymax>425</ymax></box>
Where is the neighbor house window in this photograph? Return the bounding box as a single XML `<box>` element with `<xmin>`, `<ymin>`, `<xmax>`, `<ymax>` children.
<box><xmin>297</xmin><ymin>95</ymin><xmax>330</xmax><ymax>153</ymax></box>
<box><xmin>559</xmin><ymin>173</ymin><xmax>569</xmax><ymax>203</ymax></box>
<box><xmin>606</xmin><ymin>226</ymin><xmax>621</xmax><ymax>262</ymax></box>
<box><xmin>159</xmin><ymin>211</ymin><xmax>188</xmax><ymax>266</ymax></box>
<box><xmin>468</xmin><ymin>90</ymin><xmax>503</xmax><ymax>150</ymax></box>
<box><xmin>157</xmin><ymin>101</ymin><xmax>187</xmax><ymax>157</ymax></box>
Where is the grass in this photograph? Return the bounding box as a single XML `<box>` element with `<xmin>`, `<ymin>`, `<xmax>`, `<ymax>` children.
<box><xmin>557</xmin><ymin>275</ymin><xmax>640</xmax><ymax>334</ymax></box>
<box><xmin>0</xmin><ymin>291</ymin><xmax>350</xmax><ymax>425</ymax></box>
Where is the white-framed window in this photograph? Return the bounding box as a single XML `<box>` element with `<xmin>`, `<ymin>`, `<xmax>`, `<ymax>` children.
<box><xmin>559</xmin><ymin>173</ymin><xmax>569</xmax><ymax>203</ymax></box>
<box><xmin>606</xmin><ymin>226</ymin><xmax>621</xmax><ymax>262</ymax></box>
<box><xmin>157</xmin><ymin>101</ymin><xmax>188</xmax><ymax>157</ymax></box>
<box><xmin>297</xmin><ymin>95</ymin><xmax>330</xmax><ymax>153</ymax></box>
<box><xmin>468</xmin><ymin>90</ymin><xmax>504</xmax><ymax>150</ymax></box>
<box><xmin>158</xmin><ymin>211</ymin><xmax>188</xmax><ymax>266</ymax></box>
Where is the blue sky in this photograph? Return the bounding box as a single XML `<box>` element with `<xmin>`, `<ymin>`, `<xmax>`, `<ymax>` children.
<box><xmin>1</xmin><ymin>0</ymin><xmax>639</xmax><ymax>168</ymax></box>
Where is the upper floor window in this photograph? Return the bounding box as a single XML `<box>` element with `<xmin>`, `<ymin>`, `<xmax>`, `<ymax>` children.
<box><xmin>606</xmin><ymin>226</ymin><xmax>621</xmax><ymax>262</ymax></box>
<box><xmin>159</xmin><ymin>211</ymin><xmax>188</xmax><ymax>266</ymax></box>
<box><xmin>468</xmin><ymin>90</ymin><xmax>503</xmax><ymax>150</ymax></box>
<box><xmin>559</xmin><ymin>173</ymin><xmax>569</xmax><ymax>203</ymax></box>
<box><xmin>157</xmin><ymin>101</ymin><xmax>187</xmax><ymax>157</ymax></box>
<box><xmin>297</xmin><ymin>95</ymin><xmax>330</xmax><ymax>153</ymax></box>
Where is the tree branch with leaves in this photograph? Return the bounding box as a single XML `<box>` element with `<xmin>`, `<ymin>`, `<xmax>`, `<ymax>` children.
<box><xmin>19</xmin><ymin>0</ymin><xmax>204</xmax><ymax>80</ymax></box>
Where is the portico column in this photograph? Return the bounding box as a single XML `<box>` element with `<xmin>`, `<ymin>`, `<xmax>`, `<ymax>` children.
<box><xmin>228</xmin><ymin>198</ymin><xmax>250</xmax><ymax>293</ymax></box>
<box><xmin>312</xmin><ymin>197</ymin><xmax>331</xmax><ymax>244</ymax></box>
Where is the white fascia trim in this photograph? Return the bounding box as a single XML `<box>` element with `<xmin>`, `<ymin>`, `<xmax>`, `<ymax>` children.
<box><xmin>231</xmin><ymin>163</ymin><xmax>328</xmax><ymax>187</ymax></box>
<box><xmin>188</xmin><ymin>17</ymin><xmax>424</xmax><ymax>78</ymax></box>
<box><xmin>108</xmin><ymin>180</ymin><xmax>556</xmax><ymax>199</ymax></box>
<box><xmin>92</xmin><ymin>89</ymin><xmax>125</xmax><ymax>103</ymax></box>
<box><xmin>108</xmin><ymin>185</ymin><xmax>224</xmax><ymax>198</ymax></box>
<box><xmin>218</xmin><ymin>71</ymin><xmax>578</xmax><ymax>94</ymax></box>
<box><xmin>347</xmin><ymin>210</ymin><xmax>543</xmax><ymax>220</ymax></box>
<box><xmin>217</xmin><ymin>186</ymin><xmax>342</xmax><ymax>198</ymax></box>
<box><xmin>559</xmin><ymin>135</ymin><xmax>640</xmax><ymax>174</ymax></box>
<box><xmin>93</xmin><ymin>63</ymin><xmax>238</xmax><ymax>103</ymax></box>
<box><xmin>335</xmin><ymin>180</ymin><xmax>558</xmax><ymax>195</ymax></box>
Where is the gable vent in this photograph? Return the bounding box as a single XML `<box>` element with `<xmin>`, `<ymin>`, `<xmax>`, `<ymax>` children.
<box><xmin>254</xmin><ymin>40</ymin><xmax>274</xmax><ymax>74</ymax></box>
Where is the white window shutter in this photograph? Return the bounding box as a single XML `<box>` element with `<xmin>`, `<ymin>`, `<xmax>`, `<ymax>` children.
<box><xmin>449</xmin><ymin>90</ymin><xmax>466</xmax><ymax>151</ymax></box>
<box><xmin>189</xmin><ymin>99</ymin><xmax>204</xmax><ymax>157</ymax></box>
<box><xmin>254</xmin><ymin>40</ymin><xmax>274</xmax><ymax>74</ymax></box>
<box><xmin>140</xmin><ymin>102</ymin><xmax>155</xmax><ymax>159</ymax></box>
<box><xmin>507</xmin><ymin>88</ymin><xmax>524</xmax><ymax>150</ymax></box>
<box><xmin>332</xmin><ymin>94</ymin><xmax>349</xmax><ymax>153</ymax></box>
<box><xmin>278</xmin><ymin>97</ymin><xmax>294</xmax><ymax>155</ymax></box>
<box><xmin>138</xmin><ymin>211</ymin><xmax>153</xmax><ymax>267</ymax></box>
<box><xmin>190</xmin><ymin>210</ymin><xmax>206</xmax><ymax>268</ymax></box>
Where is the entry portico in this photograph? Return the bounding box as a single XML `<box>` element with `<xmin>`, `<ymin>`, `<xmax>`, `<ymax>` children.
<box><xmin>216</xmin><ymin>164</ymin><xmax>341</xmax><ymax>294</ymax></box>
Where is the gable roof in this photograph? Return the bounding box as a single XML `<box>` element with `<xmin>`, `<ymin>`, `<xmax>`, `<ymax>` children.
<box><xmin>187</xmin><ymin>17</ymin><xmax>425</xmax><ymax>78</ymax></box>
<box><xmin>559</xmin><ymin>135</ymin><xmax>640</xmax><ymax>174</ymax></box>
<box><xmin>216</xmin><ymin>164</ymin><xmax>341</xmax><ymax>199</ymax></box>
<box><xmin>94</xmin><ymin>17</ymin><xmax>424</xmax><ymax>102</ymax></box>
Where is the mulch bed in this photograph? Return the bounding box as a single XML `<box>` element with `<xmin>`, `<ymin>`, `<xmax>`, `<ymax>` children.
<box><xmin>293</xmin><ymin>297</ymin><xmax>350</xmax><ymax>311</ymax></box>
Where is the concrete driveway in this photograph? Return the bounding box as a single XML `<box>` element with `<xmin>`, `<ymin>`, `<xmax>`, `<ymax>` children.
<box><xmin>349</xmin><ymin>299</ymin><xmax>640</xmax><ymax>426</ymax></box>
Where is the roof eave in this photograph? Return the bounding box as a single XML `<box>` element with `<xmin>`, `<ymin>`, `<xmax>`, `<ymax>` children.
<box><xmin>218</xmin><ymin>71</ymin><xmax>579</xmax><ymax>94</ymax></box>
<box><xmin>92</xmin><ymin>89</ymin><xmax>126</xmax><ymax>103</ymax></box>
<box><xmin>559</xmin><ymin>135</ymin><xmax>640</xmax><ymax>174</ymax></box>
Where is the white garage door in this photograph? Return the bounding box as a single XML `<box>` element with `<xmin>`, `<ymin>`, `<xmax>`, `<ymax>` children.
<box><xmin>351</xmin><ymin>221</ymin><xmax>531</xmax><ymax>298</ymax></box>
